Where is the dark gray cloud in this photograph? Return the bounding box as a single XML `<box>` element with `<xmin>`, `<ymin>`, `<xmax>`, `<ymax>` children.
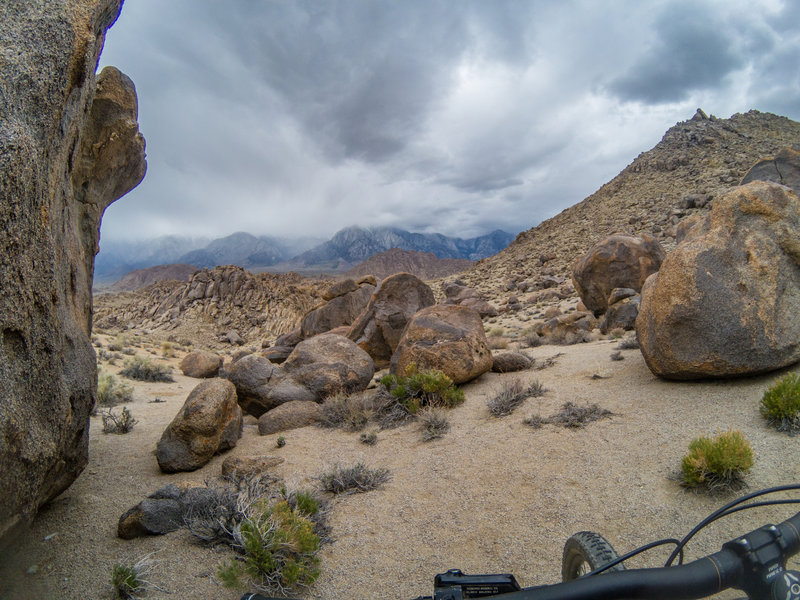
<box><xmin>608</xmin><ymin>2</ymin><xmax>748</xmax><ymax>103</ymax></box>
<box><xmin>96</xmin><ymin>0</ymin><xmax>800</xmax><ymax>243</ymax></box>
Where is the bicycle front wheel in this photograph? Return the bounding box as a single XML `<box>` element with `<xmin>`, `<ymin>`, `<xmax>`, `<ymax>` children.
<box><xmin>562</xmin><ymin>531</ymin><xmax>625</xmax><ymax>582</ymax></box>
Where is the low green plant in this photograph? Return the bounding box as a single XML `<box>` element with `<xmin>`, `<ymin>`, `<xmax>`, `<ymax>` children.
<box><xmin>110</xmin><ymin>554</ymin><xmax>158</xmax><ymax>599</ymax></box>
<box><xmin>101</xmin><ymin>406</ymin><xmax>137</xmax><ymax>434</ymax></box>
<box><xmin>107</xmin><ymin>333</ymin><xmax>132</xmax><ymax>353</ymax></box>
<box><xmin>680</xmin><ymin>430</ymin><xmax>754</xmax><ymax>492</ymax></box>
<box><xmin>617</xmin><ymin>336</ymin><xmax>640</xmax><ymax>350</ymax></box>
<box><xmin>760</xmin><ymin>373</ymin><xmax>800</xmax><ymax>433</ymax></box>
<box><xmin>276</xmin><ymin>436</ymin><xmax>286</xmax><ymax>448</ymax></box>
<box><xmin>96</xmin><ymin>373</ymin><xmax>134</xmax><ymax>407</ymax></box>
<box><xmin>218</xmin><ymin>498</ymin><xmax>321</xmax><ymax>595</ymax></box>
<box><xmin>360</xmin><ymin>431</ymin><xmax>378</xmax><ymax>445</ymax></box>
<box><xmin>317</xmin><ymin>462</ymin><xmax>390</xmax><ymax>495</ymax></box>
<box><xmin>379</xmin><ymin>365</ymin><xmax>464</xmax><ymax>414</ymax></box>
<box><xmin>119</xmin><ymin>356</ymin><xmax>174</xmax><ymax>382</ymax></box>
<box><xmin>160</xmin><ymin>341</ymin><xmax>176</xmax><ymax>358</ymax></box>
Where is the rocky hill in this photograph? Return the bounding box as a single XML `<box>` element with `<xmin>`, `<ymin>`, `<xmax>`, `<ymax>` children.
<box><xmin>455</xmin><ymin>110</ymin><xmax>800</xmax><ymax>299</ymax></box>
<box><xmin>343</xmin><ymin>248</ymin><xmax>473</xmax><ymax>281</ymax></box>
<box><xmin>103</xmin><ymin>263</ymin><xmax>199</xmax><ymax>293</ymax></box>
<box><xmin>93</xmin><ymin>266</ymin><xmax>323</xmax><ymax>348</ymax></box>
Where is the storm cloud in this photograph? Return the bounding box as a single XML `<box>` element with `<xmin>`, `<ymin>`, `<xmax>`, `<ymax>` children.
<box><xmin>97</xmin><ymin>0</ymin><xmax>800</xmax><ymax>242</ymax></box>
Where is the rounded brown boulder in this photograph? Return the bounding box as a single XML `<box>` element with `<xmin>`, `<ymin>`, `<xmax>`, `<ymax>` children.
<box><xmin>636</xmin><ymin>181</ymin><xmax>800</xmax><ymax>379</ymax></box>
<box><xmin>179</xmin><ymin>350</ymin><xmax>222</xmax><ymax>378</ymax></box>
<box><xmin>257</xmin><ymin>400</ymin><xmax>324</xmax><ymax>435</ymax></box>
<box><xmin>284</xmin><ymin>333</ymin><xmax>374</xmax><ymax>397</ymax></box>
<box><xmin>390</xmin><ymin>305</ymin><xmax>492</xmax><ymax>384</ymax></box>
<box><xmin>347</xmin><ymin>272</ymin><xmax>435</xmax><ymax>367</ymax></box>
<box><xmin>572</xmin><ymin>233</ymin><xmax>665</xmax><ymax>314</ymax></box>
<box><xmin>156</xmin><ymin>378</ymin><xmax>242</xmax><ymax>473</ymax></box>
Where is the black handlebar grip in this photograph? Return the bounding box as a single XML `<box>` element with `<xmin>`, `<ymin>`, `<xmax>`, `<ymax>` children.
<box><xmin>240</xmin><ymin>594</ymin><xmax>293</xmax><ymax>600</ymax></box>
<box><xmin>781</xmin><ymin>512</ymin><xmax>800</xmax><ymax>556</ymax></box>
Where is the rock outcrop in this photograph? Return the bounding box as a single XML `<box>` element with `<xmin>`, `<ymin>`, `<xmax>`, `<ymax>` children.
<box><xmin>391</xmin><ymin>305</ymin><xmax>493</xmax><ymax>384</ymax></box>
<box><xmin>741</xmin><ymin>146</ymin><xmax>800</xmax><ymax>195</ymax></box>
<box><xmin>637</xmin><ymin>181</ymin><xmax>800</xmax><ymax>379</ymax></box>
<box><xmin>347</xmin><ymin>273</ymin><xmax>435</xmax><ymax>366</ymax></box>
<box><xmin>156</xmin><ymin>379</ymin><xmax>242</xmax><ymax>473</ymax></box>
<box><xmin>300</xmin><ymin>278</ymin><xmax>375</xmax><ymax>339</ymax></box>
<box><xmin>572</xmin><ymin>234</ymin><xmax>665</xmax><ymax>314</ymax></box>
<box><xmin>0</xmin><ymin>1</ymin><xmax>145</xmax><ymax>542</ymax></box>
<box><xmin>117</xmin><ymin>484</ymin><xmax>224</xmax><ymax>539</ymax></box>
<box><xmin>258</xmin><ymin>400</ymin><xmax>324</xmax><ymax>435</ymax></box>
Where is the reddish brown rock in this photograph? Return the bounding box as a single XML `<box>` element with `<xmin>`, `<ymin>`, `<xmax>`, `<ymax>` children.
<box><xmin>390</xmin><ymin>305</ymin><xmax>492</xmax><ymax>384</ymax></box>
<box><xmin>572</xmin><ymin>233</ymin><xmax>665</xmax><ymax>314</ymax></box>
<box><xmin>637</xmin><ymin>181</ymin><xmax>800</xmax><ymax>379</ymax></box>
<box><xmin>491</xmin><ymin>352</ymin><xmax>533</xmax><ymax>373</ymax></box>
<box><xmin>156</xmin><ymin>379</ymin><xmax>242</xmax><ymax>473</ymax></box>
<box><xmin>258</xmin><ymin>401</ymin><xmax>324</xmax><ymax>435</ymax></box>
<box><xmin>179</xmin><ymin>350</ymin><xmax>222</xmax><ymax>378</ymax></box>
<box><xmin>347</xmin><ymin>273</ymin><xmax>435</xmax><ymax>366</ymax></box>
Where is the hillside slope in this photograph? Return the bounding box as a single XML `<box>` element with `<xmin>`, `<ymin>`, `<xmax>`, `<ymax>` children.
<box><xmin>457</xmin><ymin>110</ymin><xmax>800</xmax><ymax>298</ymax></box>
<box><xmin>343</xmin><ymin>248</ymin><xmax>473</xmax><ymax>281</ymax></box>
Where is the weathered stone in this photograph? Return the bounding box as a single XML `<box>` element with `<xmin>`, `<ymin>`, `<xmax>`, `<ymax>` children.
<box><xmin>600</xmin><ymin>296</ymin><xmax>640</xmax><ymax>334</ymax></box>
<box><xmin>571</xmin><ymin>234</ymin><xmax>665</xmax><ymax>314</ymax></box>
<box><xmin>391</xmin><ymin>305</ymin><xmax>492</xmax><ymax>384</ymax></box>
<box><xmin>263</xmin><ymin>346</ymin><xmax>294</xmax><ymax>365</ymax></box>
<box><xmin>0</xmin><ymin>1</ymin><xmax>146</xmax><ymax>542</ymax></box>
<box><xmin>225</xmin><ymin>354</ymin><xmax>279</xmax><ymax>416</ymax></box>
<box><xmin>274</xmin><ymin>329</ymin><xmax>303</xmax><ymax>348</ymax></box>
<box><xmin>284</xmin><ymin>333</ymin><xmax>374</xmax><ymax>398</ymax></box>
<box><xmin>535</xmin><ymin>312</ymin><xmax>598</xmax><ymax>342</ymax></box>
<box><xmin>458</xmin><ymin>296</ymin><xmax>498</xmax><ymax>318</ymax></box>
<box><xmin>347</xmin><ymin>273</ymin><xmax>435</xmax><ymax>366</ymax></box>
<box><xmin>637</xmin><ymin>181</ymin><xmax>800</xmax><ymax>379</ymax></box>
<box><xmin>156</xmin><ymin>379</ymin><xmax>242</xmax><ymax>473</ymax></box>
<box><xmin>117</xmin><ymin>484</ymin><xmax>224</xmax><ymax>539</ymax></box>
<box><xmin>179</xmin><ymin>350</ymin><xmax>222</xmax><ymax>378</ymax></box>
<box><xmin>258</xmin><ymin>401</ymin><xmax>324</xmax><ymax>435</ymax></box>
<box><xmin>676</xmin><ymin>213</ymin><xmax>710</xmax><ymax>244</ymax></box>
<box><xmin>741</xmin><ymin>147</ymin><xmax>800</xmax><ymax>195</ymax></box>
<box><xmin>607</xmin><ymin>288</ymin><xmax>636</xmax><ymax>306</ymax></box>
<box><xmin>491</xmin><ymin>352</ymin><xmax>533</xmax><ymax>373</ymax></box>
<box><xmin>322</xmin><ymin>279</ymin><xmax>359</xmax><ymax>301</ymax></box>
<box><xmin>221</xmin><ymin>330</ymin><xmax>244</xmax><ymax>346</ymax></box>
<box><xmin>300</xmin><ymin>281</ymin><xmax>374</xmax><ymax>339</ymax></box>
<box><xmin>221</xmin><ymin>456</ymin><xmax>284</xmax><ymax>480</ymax></box>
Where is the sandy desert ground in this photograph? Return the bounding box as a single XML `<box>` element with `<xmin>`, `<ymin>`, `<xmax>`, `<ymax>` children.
<box><xmin>1</xmin><ymin>332</ymin><xmax>799</xmax><ymax>600</ymax></box>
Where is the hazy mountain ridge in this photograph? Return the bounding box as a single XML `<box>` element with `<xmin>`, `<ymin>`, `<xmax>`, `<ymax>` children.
<box><xmin>343</xmin><ymin>248</ymin><xmax>474</xmax><ymax>281</ymax></box>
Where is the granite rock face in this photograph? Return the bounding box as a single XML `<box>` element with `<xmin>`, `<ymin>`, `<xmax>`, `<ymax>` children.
<box><xmin>0</xmin><ymin>0</ymin><xmax>145</xmax><ymax>542</ymax></box>
<box><xmin>637</xmin><ymin>181</ymin><xmax>800</xmax><ymax>379</ymax></box>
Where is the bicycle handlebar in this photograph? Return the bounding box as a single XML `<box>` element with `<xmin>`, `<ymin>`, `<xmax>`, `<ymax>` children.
<box><xmin>240</xmin><ymin>510</ymin><xmax>800</xmax><ymax>600</ymax></box>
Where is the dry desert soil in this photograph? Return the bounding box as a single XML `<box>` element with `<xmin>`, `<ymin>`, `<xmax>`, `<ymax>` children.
<box><xmin>1</xmin><ymin>332</ymin><xmax>799</xmax><ymax>600</ymax></box>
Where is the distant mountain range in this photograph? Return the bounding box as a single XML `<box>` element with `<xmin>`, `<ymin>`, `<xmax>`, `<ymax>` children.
<box><xmin>94</xmin><ymin>226</ymin><xmax>514</xmax><ymax>286</ymax></box>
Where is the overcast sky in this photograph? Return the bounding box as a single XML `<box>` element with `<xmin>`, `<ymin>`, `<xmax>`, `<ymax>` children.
<box><xmin>97</xmin><ymin>0</ymin><xmax>800</xmax><ymax>242</ymax></box>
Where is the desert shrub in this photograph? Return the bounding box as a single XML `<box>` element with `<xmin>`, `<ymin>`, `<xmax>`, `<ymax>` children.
<box><xmin>488</xmin><ymin>379</ymin><xmax>528</xmax><ymax>417</ymax></box>
<box><xmin>418</xmin><ymin>407</ymin><xmax>449</xmax><ymax>441</ymax></box>
<box><xmin>101</xmin><ymin>406</ymin><xmax>137</xmax><ymax>434</ymax></box>
<box><xmin>96</xmin><ymin>373</ymin><xmax>134</xmax><ymax>407</ymax></box>
<box><xmin>535</xmin><ymin>353</ymin><xmax>563</xmax><ymax>370</ymax></box>
<box><xmin>488</xmin><ymin>337</ymin><xmax>509</xmax><ymax>350</ymax></box>
<box><xmin>523</xmin><ymin>331</ymin><xmax>542</xmax><ymax>348</ymax></box>
<box><xmin>680</xmin><ymin>430</ymin><xmax>754</xmax><ymax>492</ymax></box>
<box><xmin>319</xmin><ymin>392</ymin><xmax>371</xmax><ymax>431</ymax></box>
<box><xmin>110</xmin><ymin>554</ymin><xmax>158</xmax><ymax>599</ymax></box>
<box><xmin>276</xmin><ymin>436</ymin><xmax>286</xmax><ymax>448</ymax></box>
<box><xmin>372</xmin><ymin>389</ymin><xmax>416</xmax><ymax>429</ymax></box>
<box><xmin>610</xmin><ymin>351</ymin><xmax>624</xmax><ymax>361</ymax></box>
<box><xmin>217</xmin><ymin>499</ymin><xmax>321</xmax><ymax>595</ymax></box>
<box><xmin>359</xmin><ymin>431</ymin><xmax>377</xmax><ymax>445</ymax></box>
<box><xmin>107</xmin><ymin>334</ymin><xmax>131</xmax><ymax>352</ymax></box>
<box><xmin>487</xmin><ymin>327</ymin><xmax>505</xmax><ymax>337</ymax></box>
<box><xmin>317</xmin><ymin>462</ymin><xmax>390</xmax><ymax>495</ymax></box>
<box><xmin>760</xmin><ymin>373</ymin><xmax>800</xmax><ymax>433</ymax></box>
<box><xmin>608</xmin><ymin>327</ymin><xmax>625</xmax><ymax>339</ymax></box>
<box><xmin>617</xmin><ymin>335</ymin><xmax>639</xmax><ymax>350</ymax></box>
<box><xmin>524</xmin><ymin>402</ymin><xmax>611</xmax><ymax>430</ymax></box>
<box><xmin>379</xmin><ymin>365</ymin><xmax>464</xmax><ymax>414</ymax></box>
<box><xmin>161</xmin><ymin>341</ymin><xmax>176</xmax><ymax>358</ymax></box>
<box><xmin>120</xmin><ymin>356</ymin><xmax>174</xmax><ymax>382</ymax></box>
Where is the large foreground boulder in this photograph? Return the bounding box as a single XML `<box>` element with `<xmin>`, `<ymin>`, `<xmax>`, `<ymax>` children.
<box><xmin>0</xmin><ymin>1</ymin><xmax>145</xmax><ymax>542</ymax></box>
<box><xmin>347</xmin><ymin>273</ymin><xmax>435</xmax><ymax>366</ymax></box>
<box><xmin>391</xmin><ymin>305</ymin><xmax>492</xmax><ymax>384</ymax></box>
<box><xmin>572</xmin><ymin>234</ymin><xmax>665</xmax><ymax>314</ymax></box>
<box><xmin>225</xmin><ymin>354</ymin><xmax>314</xmax><ymax>417</ymax></box>
<box><xmin>156</xmin><ymin>379</ymin><xmax>242</xmax><ymax>473</ymax></box>
<box><xmin>637</xmin><ymin>181</ymin><xmax>800</xmax><ymax>379</ymax></box>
